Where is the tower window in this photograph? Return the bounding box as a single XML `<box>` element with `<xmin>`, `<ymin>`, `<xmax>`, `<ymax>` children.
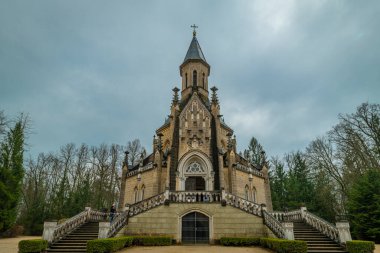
<box><xmin>185</xmin><ymin>73</ymin><xmax>188</xmax><ymax>88</ymax></box>
<box><xmin>193</xmin><ymin>70</ymin><xmax>197</xmax><ymax>87</ymax></box>
<box><xmin>202</xmin><ymin>73</ymin><xmax>205</xmax><ymax>88</ymax></box>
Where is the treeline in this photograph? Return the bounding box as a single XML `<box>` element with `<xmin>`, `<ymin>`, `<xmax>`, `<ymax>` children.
<box><xmin>265</xmin><ymin>103</ymin><xmax>380</xmax><ymax>242</ymax></box>
<box><xmin>19</xmin><ymin>143</ymin><xmax>123</xmax><ymax>235</ymax></box>
<box><xmin>19</xmin><ymin>139</ymin><xmax>146</xmax><ymax>235</ymax></box>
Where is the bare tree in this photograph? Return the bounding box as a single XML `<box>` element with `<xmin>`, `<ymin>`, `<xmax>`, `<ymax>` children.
<box><xmin>126</xmin><ymin>139</ymin><xmax>142</xmax><ymax>166</ymax></box>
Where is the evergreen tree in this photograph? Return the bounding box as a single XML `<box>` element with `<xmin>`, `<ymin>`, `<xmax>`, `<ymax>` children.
<box><xmin>0</xmin><ymin>118</ymin><xmax>25</xmax><ymax>233</ymax></box>
<box><xmin>347</xmin><ymin>169</ymin><xmax>380</xmax><ymax>242</ymax></box>
<box><xmin>269</xmin><ymin>157</ymin><xmax>288</xmax><ymax>211</ymax></box>
<box><xmin>244</xmin><ymin>136</ymin><xmax>267</xmax><ymax>166</ymax></box>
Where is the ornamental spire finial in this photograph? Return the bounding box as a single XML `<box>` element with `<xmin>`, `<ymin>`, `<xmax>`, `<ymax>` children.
<box><xmin>191</xmin><ymin>24</ymin><xmax>198</xmax><ymax>37</ymax></box>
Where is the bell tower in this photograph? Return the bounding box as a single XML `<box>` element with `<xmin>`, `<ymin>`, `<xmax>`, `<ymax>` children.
<box><xmin>180</xmin><ymin>25</ymin><xmax>210</xmax><ymax>102</ymax></box>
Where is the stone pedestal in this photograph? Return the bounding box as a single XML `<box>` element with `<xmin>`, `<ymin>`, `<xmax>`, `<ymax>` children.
<box><xmin>336</xmin><ymin>221</ymin><xmax>352</xmax><ymax>243</ymax></box>
<box><xmin>98</xmin><ymin>222</ymin><xmax>111</xmax><ymax>239</ymax></box>
<box><xmin>42</xmin><ymin>221</ymin><xmax>58</xmax><ymax>243</ymax></box>
<box><xmin>283</xmin><ymin>222</ymin><xmax>294</xmax><ymax>240</ymax></box>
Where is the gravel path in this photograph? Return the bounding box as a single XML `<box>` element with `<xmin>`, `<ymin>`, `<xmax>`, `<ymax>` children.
<box><xmin>0</xmin><ymin>236</ymin><xmax>41</xmax><ymax>253</ymax></box>
<box><xmin>120</xmin><ymin>245</ymin><xmax>273</xmax><ymax>253</ymax></box>
<box><xmin>1</xmin><ymin>237</ymin><xmax>379</xmax><ymax>253</ymax></box>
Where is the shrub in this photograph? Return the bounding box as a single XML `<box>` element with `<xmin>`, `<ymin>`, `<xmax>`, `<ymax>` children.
<box><xmin>86</xmin><ymin>236</ymin><xmax>133</xmax><ymax>253</ymax></box>
<box><xmin>18</xmin><ymin>239</ymin><xmax>48</xmax><ymax>253</ymax></box>
<box><xmin>346</xmin><ymin>240</ymin><xmax>375</xmax><ymax>253</ymax></box>
<box><xmin>132</xmin><ymin>235</ymin><xmax>172</xmax><ymax>246</ymax></box>
<box><xmin>260</xmin><ymin>238</ymin><xmax>307</xmax><ymax>253</ymax></box>
<box><xmin>220</xmin><ymin>237</ymin><xmax>260</xmax><ymax>246</ymax></box>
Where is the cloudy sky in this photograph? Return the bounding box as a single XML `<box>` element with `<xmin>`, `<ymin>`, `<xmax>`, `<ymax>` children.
<box><xmin>1</xmin><ymin>0</ymin><xmax>379</xmax><ymax>159</ymax></box>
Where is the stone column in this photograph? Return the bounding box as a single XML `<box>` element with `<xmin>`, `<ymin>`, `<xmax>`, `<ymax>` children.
<box><xmin>42</xmin><ymin>221</ymin><xmax>58</xmax><ymax>243</ymax></box>
<box><xmin>336</xmin><ymin>222</ymin><xmax>352</xmax><ymax>243</ymax></box>
<box><xmin>98</xmin><ymin>222</ymin><xmax>111</xmax><ymax>239</ymax></box>
<box><xmin>283</xmin><ymin>222</ymin><xmax>294</xmax><ymax>240</ymax></box>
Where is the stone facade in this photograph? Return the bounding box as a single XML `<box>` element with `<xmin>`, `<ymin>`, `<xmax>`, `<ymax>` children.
<box><xmin>125</xmin><ymin>203</ymin><xmax>271</xmax><ymax>243</ymax></box>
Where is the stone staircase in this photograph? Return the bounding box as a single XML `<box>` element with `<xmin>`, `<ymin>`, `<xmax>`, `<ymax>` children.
<box><xmin>293</xmin><ymin>221</ymin><xmax>347</xmax><ymax>253</ymax></box>
<box><xmin>47</xmin><ymin>221</ymin><xmax>99</xmax><ymax>252</ymax></box>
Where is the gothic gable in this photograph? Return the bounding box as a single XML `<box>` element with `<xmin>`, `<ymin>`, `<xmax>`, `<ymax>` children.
<box><xmin>178</xmin><ymin>93</ymin><xmax>212</xmax><ymax>158</ymax></box>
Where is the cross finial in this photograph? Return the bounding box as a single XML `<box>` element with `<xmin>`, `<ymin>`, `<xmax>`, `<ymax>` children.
<box><xmin>191</xmin><ymin>24</ymin><xmax>198</xmax><ymax>37</ymax></box>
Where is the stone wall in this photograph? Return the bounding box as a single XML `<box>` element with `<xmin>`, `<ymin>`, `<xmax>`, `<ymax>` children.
<box><xmin>124</xmin><ymin>203</ymin><xmax>270</xmax><ymax>243</ymax></box>
<box><xmin>124</xmin><ymin>168</ymin><xmax>159</xmax><ymax>205</ymax></box>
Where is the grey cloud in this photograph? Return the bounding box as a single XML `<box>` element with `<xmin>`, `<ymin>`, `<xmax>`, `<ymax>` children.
<box><xmin>1</xmin><ymin>0</ymin><xmax>379</xmax><ymax>158</ymax></box>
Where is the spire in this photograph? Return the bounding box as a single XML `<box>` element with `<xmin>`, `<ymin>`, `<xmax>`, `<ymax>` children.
<box><xmin>211</xmin><ymin>86</ymin><xmax>219</xmax><ymax>104</ymax></box>
<box><xmin>183</xmin><ymin>26</ymin><xmax>207</xmax><ymax>64</ymax></box>
<box><xmin>172</xmin><ymin>87</ymin><xmax>179</xmax><ymax>104</ymax></box>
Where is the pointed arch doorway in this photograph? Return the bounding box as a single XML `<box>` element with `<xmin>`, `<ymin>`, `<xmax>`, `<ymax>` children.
<box><xmin>182</xmin><ymin>212</ymin><xmax>209</xmax><ymax>244</ymax></box>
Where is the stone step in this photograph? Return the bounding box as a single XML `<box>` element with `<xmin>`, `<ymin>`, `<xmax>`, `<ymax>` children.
<box><xmin>307</xmin><ymin>242</ymin><xmax>339</xmax><ymax>245</ymax></box>
<box><xmin>51</xmin><ymin>245</ymin><xmax>87</xmax><ymax>249</ymax></box>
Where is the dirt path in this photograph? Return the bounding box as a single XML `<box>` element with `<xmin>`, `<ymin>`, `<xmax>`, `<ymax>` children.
<box><xmin>0</xmin><ymin>236</ymin><xmax>41</xmax><ymax>253</ymax></box>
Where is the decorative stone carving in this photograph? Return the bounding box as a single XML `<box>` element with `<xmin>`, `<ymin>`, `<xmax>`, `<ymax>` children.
<box><xmin>186</xmin><ymin>162</ymin><xmax>205</xmax><ymax>173</ymax></box>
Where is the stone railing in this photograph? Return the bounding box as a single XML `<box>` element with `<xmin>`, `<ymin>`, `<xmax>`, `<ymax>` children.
<box><xmin>169</xmin><ymin>191</ymin><xmax>221</xmax><ymax>203</ymax></box>
<box><xmin>223</xmin><ymin>192</ymin><xmax>262</xmax><ymax>217</ymax></box>
<box><xmin>46</xmin><ymin>209</ymin><xmax>90</xmax><ymax>243</ymax></box>
<box><xmin>262</xmin><ymin>210</ymin><xmax>286</xmax><ymax>239</ymax></box>
<box><xmin>270</xmin><ymin>209</ymin><xmax>302</xmax><ymax>222</ymax></box>
<box><xmin>128</xmin><ymin>192</ymin><xmax>166</xmax><ymax>217</ymax></box>
<box><xmin>97</xmin><ymin>211</ymin><xmax>129</xmax><ymax>239</ymax></box>
<box><xmin>304</xmin><ymin>210</ymin><xmax>339</xmax><ymax>242</ymax></box>
<box><xmin>126</xmin><ymin>162</ymin><xmax>154</xmax><ymax>178</ymax></box>
<box><xmin>89</xmin><ymin>210</ymin><xmax>108</xmax><ymax>221</ymax></box>
<box><xmin>235</xmin><ymin>162</ymin><xmax>264</xmax><ymax>177</ymax></box>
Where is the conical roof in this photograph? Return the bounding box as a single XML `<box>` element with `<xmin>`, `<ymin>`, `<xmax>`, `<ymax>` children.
<box><xmin>183</xmin><ymin>36</ymin><xmax>207</xmax><ymax>63</ymax></box>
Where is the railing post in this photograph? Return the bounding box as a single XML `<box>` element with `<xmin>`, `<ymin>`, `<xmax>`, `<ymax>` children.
<box><xmin>336</xmin><ymin>221</ymin><xmax>352</xmax><ymax>244</ymax></box>
<box><xmin>42</xmin><ymin>221</ymin><xmax>57</xmax><ymax>243</ymax></box>
<box><xmin>164</xmin><ymin>189</ymin><xmax>170</xmax><ymax>200</ymax></box>
<box><xmin>123</xmin><ymin>204</ymin><xmax>129</xmax><ymax>212</ymax></box>
<box><xmin>283</xmin><ymin>222</ymin><xmax>294</xmax><ymax>240</ymax></box>
<box><xmin>85</xmin><ymin>206</ymin><xmax>91</xmax><ymax>220</ymax></box>
<box><xmin>300</xmin><ymin>206</ymin><xmax>307</xmax><ymax>220</ymax></box>
<box><xmin>98</xmin><ymin>222</ymin><xmax>111</xmax><ymax>239</ymax></box>
<box><xmin>261</xmin><ymin>204</ymin><xmax>267</xmax><ymax>218</ymax></box>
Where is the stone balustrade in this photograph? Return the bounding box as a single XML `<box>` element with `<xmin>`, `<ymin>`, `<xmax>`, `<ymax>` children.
<box><xmin>44</xmin><ymin>208</ymin><xmax>90</xmax><ymax>243</ymax></box>
<box><xmin>235</xmin><ymin>162</ymin><xmax>264</xmax><ymax>177</ymax></box>
<box><xmin>169</xmin><ymin>191</ymin><xmax>221</xmax><ymax>203</ymax></box>
<box><xmin>128</xmin><ymin>192</ymin><xmax>166</xmax><ymax>217</ymax></box>
<box><xmin>126</xmin><ymin>162</ymin><xmax>154</xmax><ymax>178</ymax></box>
<box><xmin>303</xmin><ymin>210</ymin><xmax>339</xmax><ymax>242</ymax></box>
<box><xmin>97</xmin><ymin>210</ymin><xmax>129</xmax><ymax>239</ymax></box>
<box><xmin>262</xmin><ymin>210</ymin><xmax>286</xmax><ymax>239</ymax></box>
<box><xmin>223</xmin><ymin>192</ymin><xmax>262</xmax><ymax>217</ymax></box>
<box><xmin>270</xmin><ymin>209</ymin><xmax>302</xmax><ymax>221</ymax></box>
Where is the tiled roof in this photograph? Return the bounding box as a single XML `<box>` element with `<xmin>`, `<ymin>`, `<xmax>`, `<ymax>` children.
<box><xmin>183</xmin><ymin>36</ymin><xmax>207</xmax><ymax>63</ymax></box>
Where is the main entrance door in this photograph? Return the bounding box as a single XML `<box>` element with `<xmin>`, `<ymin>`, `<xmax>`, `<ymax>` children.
<box><xmin>182</xmin><ymin>212</ymin><xmax>209</xmax><ymax>244</ymax></box>
<box><xmin>185</xmin><ymin>176</ymin><xmax>206</xmax><ymax>191</ymax></box>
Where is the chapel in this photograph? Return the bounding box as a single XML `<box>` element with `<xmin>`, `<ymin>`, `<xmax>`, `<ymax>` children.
<box><xmin>117</xmin><ymin>29</ymin><xmax>273</xmax><ymax>243</ymax></box>
<box><xmin>42</xmin><ymin>29</ymin><xmax>353</xmax><ymax>250</ymax></box>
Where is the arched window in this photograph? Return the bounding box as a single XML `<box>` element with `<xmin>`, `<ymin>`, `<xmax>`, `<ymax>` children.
<box><xmin>140</xmin><ymin>185</ymin><xmax>145</xmax><ymax>201</ymax></box>
<box><xmin>193</xmin><ymin>70</ymin><xmax>197</xmax><ymax>87</ymax></box>
<box><xmin>245</xmin><ymin>185</ymin><xmax>249</xmax><ymax>200</ymax></box>
<box><xmin>134</xmin><ymin>186</ymin><xmax>138</xmax><ymax>203</ymax></box>
<box><xmin>252</xmin><ymin>187</ymin><xmax>257</xmax><ymax>203</ymax></box>
<box><xmin>185</xmin><ymin>73</ymin><xmax>188</xmax><ymax>88</ymax></box>
<box><xmin>202</xmin><ymin>73</ymin><xmax>205</xmax><ymax>88</ymax></box>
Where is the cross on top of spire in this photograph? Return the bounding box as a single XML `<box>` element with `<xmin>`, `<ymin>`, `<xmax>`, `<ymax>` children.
<box><xmin>191</xmin><ymin>24</ymin><xmax>198</xmax><ymax>37</ymax></box>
